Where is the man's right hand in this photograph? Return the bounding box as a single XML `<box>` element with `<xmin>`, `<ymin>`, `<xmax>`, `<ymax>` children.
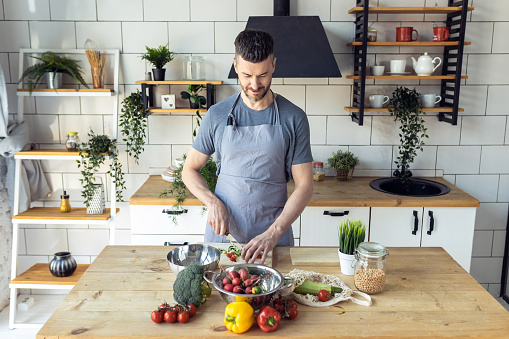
<box><xmin>207</xmin><ymin>199</ymin><xmax>229</xmax><ymax>236</ymax></box>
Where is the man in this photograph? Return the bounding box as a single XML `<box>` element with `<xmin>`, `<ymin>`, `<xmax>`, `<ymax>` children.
<box><xmin>182</xmin><ymin>29</ymin><xmax>313</xmax><ymax>264</ymax></box>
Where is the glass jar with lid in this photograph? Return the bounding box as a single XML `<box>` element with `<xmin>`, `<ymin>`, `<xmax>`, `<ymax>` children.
<box><xmin>183</xmin><ymin>56</ymin><xmax>205</xmax><ymax>81</ymax></box>
<box><xmin>354</xmin><ymin>242</ymin><xmax>389</xmax><ymax>294</ymax></box>
<box><xmin>367</xmin><ymin>29</ymin><xmax>378</xmax><ymax>42</ymax></box>
<box><xmin>65</xmin><ymin>132</ymin><xmax>80</xmax><ymax>151</ymax></box>
<box><xmin>313</xmin><ymin>161</ymin><xmax>325</xmax><ymax>181</ymax></box>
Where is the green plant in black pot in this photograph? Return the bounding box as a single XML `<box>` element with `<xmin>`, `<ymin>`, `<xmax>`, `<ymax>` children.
<box><xmin>18</xmin><ymin>51</ymin><xmax>88</xmax><ymax>94</ymax></box>
<box><xmin>119</xmin><ymin>90</ymin><xmax>147</xmax><ymax>164</ymax></box>
<box><xmin>338</xmin><ymin>219</ymin><xmax>366</xmax><ymax>255</ymax></box>
<box><xmin>388</xmin><ymin>86</ymin><xmax>428</xmax><ymax>183</ymax></box>
<box><xmin>327</xmin><ymin>150</ymin><xmax>359</xmax><ymax>181</ymax></box>
<box><xmin>181</xmin><ymin>84</ymin><xmax>206</xmax><ymax>110</ymax></box>
<box><xmin>77</xmin><ymin>130</ymin><xmax>126</xmax><ymax>207</ymax></box>
<box><xmin>140</xmin><ymin>44</ymin><xmax>175</xmax><ymax>81</ymax></box>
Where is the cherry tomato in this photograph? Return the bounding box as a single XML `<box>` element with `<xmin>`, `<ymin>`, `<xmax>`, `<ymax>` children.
<box><xmin>187</xmin><ymin>304</ymin><xmax>197</xmax><ymax>318</ymax></box>
<box><xmin>164</xmin><ymin>310</ymin><xmax>177</xmax><ymax>323</ymax></box>
<box><xmin>151</xmin><ymin>310</ymin><xmax>164</xmax><ymax>323</ymax></box>
<box><xmin>287</xmin><ymin>307</ymin><xmax>298</xmax><ymax>320</ymax></box>
<box><xmin>318</xmin><ymin>289</ymin><xmax>332</xmax><ymax>302</ymax></box>
<box><xmin>225</xmin><ymin>252</ymin><xmax>232</xmax><ymax>258</ymax></box>
<box><xmin>177</xmin><ymin>310</ymin><xmax>190</xmax><ymax>323</ymax></box>
<box><xmin>257</xmin><ymin>253</ymin><xmax>262</xmax><ymax>259</ymax></box>
<box><xmin>230</xmin><ymin>255</ymin><xmax>237</xmax><ymax>261</ymax></box>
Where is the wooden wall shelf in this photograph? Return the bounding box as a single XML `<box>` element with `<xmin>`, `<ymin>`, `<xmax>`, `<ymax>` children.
<box><xmin>135</xmin><ymin>80</ymin><xmax>222</xmax><ymax>85</ymax></box>
<box><xmin>346</xmin><ymin>75</ymin><xmax>468</xmax><ymax>80</ymax></box>
<box><xmin>348</xmin><ymin>7</ymin><xmax>474</xmax><ymax>14</ymax></box>
<box><xmin>10</xmin><ymin>263</ymin><xmax>90</xmax><ymax>286</ymax></box>
<box><xmin>344</xmin><ymin>106</ymin><xmax>465</xmax><ymax>113</ymax></box>
<box><xmin>347</xmin><ymin>41</ymin><xmax>471</xmax><ymax>46</ymax></box>
<box><xmin>147</xmin><ymin>107</ymin><xmax>207</xmax><ymax>114</ymax></box>
<box><xmin>13</xmin><ymin>207</ymin><xmax>118</xmax><ymax>221</ymax></box>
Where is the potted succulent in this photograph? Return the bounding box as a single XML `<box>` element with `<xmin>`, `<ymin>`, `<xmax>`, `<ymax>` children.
<box><xmin>327</xmin><ymin>150</ymin><xmax>359</xmax><ymax>181</ymax></box>
<box><xmin>180</xmin><ymin>84</ymin><xmax>206</xmax><ymax>110</ymax></box>
<box><xmin>18</xmin><ymin>51</ymin><xmax>88</xmax><ymax>94</ymax></box>
<box><xmin>388</xmin><ymin>86</ymin><xmax>428</xmax><ymax>184</ymax></box>
<box><xmin>119</xmin><ymin>90</ymin><xmax>147</xmax><ymax>165</ymax></box>
<box><xmin>338</xmin><ymin>219</ymin><xmax>366</xmax><ymax>276</ymax></box>
<box><xmin>140</xmin><ymin>44</ymin><xmax>175</xmax><ymax>81</ymax></box>
<box><xmin>77</xmin><ymin>130</ymin><xmax>126</xmax><ymax>209</ymax></box>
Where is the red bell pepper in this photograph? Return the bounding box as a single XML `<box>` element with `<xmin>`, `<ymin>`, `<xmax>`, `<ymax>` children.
<box><xmin>256</xmin><ymin>306</ymin><xmax>281</xmax><ymax>332</ymax></box>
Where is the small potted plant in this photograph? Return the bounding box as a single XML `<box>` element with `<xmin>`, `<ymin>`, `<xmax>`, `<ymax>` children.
<box><xmin>327</xmin><ymin>150</ymin><xmax>359</xmax><ymax>181</ymax></box>
<box><xmin>18</xmin><ymin>51</ymin><xmax>88</xmax><ymax>94</ymax></box>
<box><xmin>119</xmin><ymin>90</ymin><xmax>147</xmax><ymax>165</ymax></box>
<box><xmin>338</xmin><ymin>219</ymin><xmax>366</xmax><ymax>276</ymax></box>
<box><xmin>180</xmin><ymin>84</ymin><xmax>206</xmax><ymax>109</ymax></box>
<box><xmin>140</xmin><ymin>44</ymin><xmax>175</xmax><ymax>81</ymax></box>
<box><xmin>388</xmin><ymin>86</ymin><xmax>428</xmax><ymax>184</ymax></box>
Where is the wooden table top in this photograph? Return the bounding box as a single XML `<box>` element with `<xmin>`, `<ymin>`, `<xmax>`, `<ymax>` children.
<box><xmin>130</xmin><ymin>176</ymin><xmax>479</xmax><ymax>207</ymax></box>
<box><xmin>37</xmin><ymin>246</ymin><xmax>509</xmax><ymax>338</ymax></box>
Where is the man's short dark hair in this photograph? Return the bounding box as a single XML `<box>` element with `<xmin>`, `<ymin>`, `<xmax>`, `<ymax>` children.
<box><xmin>234</xmin><ymin>29</ymin><xmax>274</xmax><ymax>63</ymax></box>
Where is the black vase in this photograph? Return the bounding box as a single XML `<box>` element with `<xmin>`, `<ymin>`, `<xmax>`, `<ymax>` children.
<box><xmin>189</xmin><ymin>99</ymin><xmax>199</xmax><ymax>109</ymax></box>
<box><xmin>49</xmin><ymin>252</ymin><xmax>77</xmax><ymax>277</ymax></box>
<box><xmin>152</xmin><ymin>68</ymin><xmax>166</xmax><ymax>81</ymax></box>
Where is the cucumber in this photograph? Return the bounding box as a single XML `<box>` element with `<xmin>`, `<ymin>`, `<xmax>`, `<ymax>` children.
<box><xmin>293</xmin><ymin>280</ymin><xmax>343</xmax><ymax>295</ymax></box>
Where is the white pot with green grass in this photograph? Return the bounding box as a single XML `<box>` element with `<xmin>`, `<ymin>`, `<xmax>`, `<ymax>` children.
<box><xmin>338</xmin><ymin>219</ymin><xmax>366</xmax><ymax>276</ymax></box>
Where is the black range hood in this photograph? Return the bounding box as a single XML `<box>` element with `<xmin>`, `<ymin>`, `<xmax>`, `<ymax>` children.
<box><xmin>228</xmin><ymin>0</ymin><xmax>341</xmax><ymax>79</ymax></box>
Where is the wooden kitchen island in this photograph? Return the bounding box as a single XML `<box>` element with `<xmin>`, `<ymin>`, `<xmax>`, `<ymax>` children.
<box><xmin>37</xmin><ymin>246</ymin><xmax>509</xmax><ymax>338</ymax></box>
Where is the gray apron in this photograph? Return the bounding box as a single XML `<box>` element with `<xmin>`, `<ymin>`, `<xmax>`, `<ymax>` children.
<box><xmin>204</xmin><ymin>92</ymin><xmax>294</xmax><ymax>246</ymax></box>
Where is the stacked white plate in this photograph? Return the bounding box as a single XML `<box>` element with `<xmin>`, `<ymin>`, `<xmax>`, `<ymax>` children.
<box><xmin>161</xmin><ymin>165</ymin><xmax>179</xmax><ymax>182</ymax></box>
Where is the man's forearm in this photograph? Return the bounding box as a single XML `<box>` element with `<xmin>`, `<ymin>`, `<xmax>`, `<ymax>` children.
<box><xmin>182</xmin><ymin>168</ymin><xmax>220</xmax><ymax>208</ymax></box>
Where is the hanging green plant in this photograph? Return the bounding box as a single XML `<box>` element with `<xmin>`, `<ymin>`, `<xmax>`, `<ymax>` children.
<box><xmin>388</xmin><ymin>86</ymin><xmax>428</xmax><ymax>183</ymax></box>
<box><xmin>119</xmin><ymin>90</ymin><xmax>148</xmax><ymax>164</ymax></box>
<box><xmin>77</xmin><ymin>130</ymin><xmax>126</xmax><ymax>207</ymax></box>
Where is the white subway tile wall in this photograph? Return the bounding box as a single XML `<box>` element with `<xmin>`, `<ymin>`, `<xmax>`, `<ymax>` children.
<box><xmin>0</xmin><ymin>0</ymin><xmax>507</xmax><ymax>297</ymax></box>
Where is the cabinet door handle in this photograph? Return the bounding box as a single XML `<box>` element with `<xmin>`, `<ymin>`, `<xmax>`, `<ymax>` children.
<box><xmin>427</xmin><ymin>210</ymin><xmax>435</xmax><ymax>235</ymax></box>
<box><xmin>162</xmin><ymin>209</ymin><xmax>188</xmax><ymax>215</ymax></box>
<box><xmin>323</xmin><ymin>211</ymin><xmax>349</xmax><ymax>217</ymax></box>
<box><xmin>412</xmin><ymin>210</ymin><xmax>419</xmax><ymax>235</ymax></box>
<box><xmin>164</xmin><ymin>241</ymin><xmax>189</xmax><ymax>246</ymax></box>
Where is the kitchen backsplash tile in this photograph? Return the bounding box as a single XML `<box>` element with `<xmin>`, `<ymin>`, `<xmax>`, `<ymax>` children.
<box><xmin>471</xmin><ymin>0</ymin><xmax>509</xmax><ymax>22</ymax></box>
<box><xmin>76</xmin><ymin>22</ymin><xmax>122</xmax><ymax>52</ymax></box>
<box><xmin>68</xmin><ymin>229</ymin><xmax>110</xmax><ymax>256</ymax></box>
<box><xmin>35</xmin><ymin>96</ymin><xmax>80</xmax><ymax>115</ymax></box>
<box><xmin>310</xmin><ymin>145</ymin><xmax>348</xmax><ymax>166</ymax></box>
<box><xmin>237</xmin><ymin>0</ymin><xmax>272</xmax><ymax>21</ymax></box>
<box><xmin>331</xmin><ymin>0</ymin><xmax>356</xmax><ymax>22</ymax></box>
<box><xmin>492</xmin><ymin>22</ymin><xmax>509</xmax><ymax>53</ymax></box>
<box><xmin>97</xmin><ymin>0</ymin><xmax>143</xmax><ymax>21</ymax></box>
<box><xmin>169</xmin><ymin>22</ymin><xmax>214</xmax><ymax>54</ymax></box>
<box><xmin>127</xmin><ymin>145</ymin><xmax>172</xmax><ymax>174</ymax></box>
<box><xmin>378</xmin><ymin>0</ymin><xmax>425</xmax><ymax>22</ymax></box>
<box><xmin>215</xmin><ymin>22</ymin><xmax>246</xmax><ymax>54</ymax></box>
<box><xmin>25</xmin><ymin>228</ymin><xmax>68</xmax><ymax>255</ymax></box>
<box><xmin>371</xmin><ymin>116</ymin><xmax>400</xmax><ymax>145</ymax></box>
<box><xmin>497</xmin><ymin>175</ymin><xmax>509</xmax><ymax>202</ymax></box>
<box><xmin>306</xmin><ymin>85</ymin><xmax>350</xmax><ymax>116</ymax></box>
<box><xmin>461</xmin><ymin>117</ymin><xmax>506</xmax><ymax>145</ymax></box>
<box><xmin>472</xmin><ymin>230</ymin><xmax>494</xmax><ymax>257</ymax></box>
<box><xmin>144</xmin><ymin>0</ymin><xmax>190</xmax><ymax>22</ymax></box>
<box><xmin>148</xmin><ymin>115</ymin><xmax>193</xmax><ymax>145</ymax></box>
<box><xmin>468</xmin><ymin>54</ymin><xmax>509</xmax><ymax>86</ymax></box>
<box><xmin>486</xmin><ymin>86</ymin><xmax>509</xmax><ymax>116</ymax></box>
<box><xmin>458</xmin><ymin>86</ymin><xmax>488</xmax><ymax>116</ymax></box>
<box><xmin>3</xmin><ymin>0</ymin><xmax>50</xmax><ymax>20</ymax></box>
<box><xmin>16</xmin><ymin>256</ymin><xmax>48</xmax><ymax>276</ymax></box>
<box><xmin>62</xmin><ymin>173</ymin><xmax>107</xmax><ymax>204</ymax></box>
<box><xmin>119</xmin><ymin>54</ymin><xmax>145</xmax><ymax>85</ymax></box>
<box><xmin>436</xmin><ymin>146</ymin><xmax>481</xmax><ymax>174</ymax></box>
<box><xmin>123</xmin><ymin>22</ymin><xmax>169</xmax><ymax>54</ymax></box>
<box><xmin>464</xmin><ymin>22</ymin><xmax>494</xmax><ymax>54</ymax></box>
<box><xmin>50</xmin><ymin>0</ymin><xmax>96</xmax><ymax>21</ymax></box>
<box><xmin>393</xmin><ymin>145</ymin><xmax>437</xmax><ymax>171</ymax></box>
<box><xmin>308</xmin><ymin>116</ymin><xmax>327</xmax><ymax>145</ymax></box>
<box><xmin>425</xmin><ymin>117</ymin><xmax>462</xmax><ymax>145</ymax></box>
<box><xmin>480</xmin><ymin>146</ymin><xmax>509</xmax><ymax>174</ymax></box>
<box><xmin>0</xmin><ymin>53</ymin><xmax>9</xmax><ymax>82</ymax></box>
<box><xmin>323</xmin><ymin>22</ymin><xmax>355</xmax><ymax>54</ymax></box>
<box><xmin>7</xmin><ymin>52</ymin><xmax>17</xmax><ymax>84</ymax></box>
<box><xmin>29</xmin><ymin>21</ymin><xmax>76</xmax><ymax>50</ymax></box>
<box><xmin>59</xmin><ymin>115</ymin><xmax>104</xmax><ymax>143</ymax></box>
<box><xmin>283</xmin><ymin>78</ymin><xmax>329</xmax><ymax>85</ymax></box>
<box><xmin>492</xmin><ymin>230</ymin><xmax>507</xmax><ymax>257</ymax></box>
<box><xmin>475</xmin><ymin>203</ymin><xmax>509</xmax><ymax>231</ymax></box>
<box><xmin>0</xmin><ymin>21</ymin><xmax>30</xmax><ymax>53</ymax></box>
<box><xmin>24</xmin><ymin>114</ymin><xmax>60</xmax><ymax>144</ymax></box>
<box><xmin>17</xmin><ymin>229</ymin><xmax>26</xmax><ymax>255</ymax></box>
<box><xmin>190</xmin><ymin>0</ymin><xmax>236</xmax><ymax>22</ymax></box>
<box><xmin>290</xmin><ymin>0</ymin><xmax>330</xmax><ymax>21</ymax></box>
<box><xmin>470</xmin><ymin>257</ymin><xmax>504</xmax><ymax>284</ymax></box>
<box><xmin>456</xmin><ymin>174</ymin><xmax>500</xmax><ymax>203</ymax></box>
<box><xmin>327</xmin><ymin>116</ymin><xmax>372</xmax><ymax>145</ymax></box>
<box><xmin>271</xmin><ymin>85</ymin><xmax>306</xmax><ymax>111</ymax></box>
<box><xmin>349</xmin><ymin>145</ymin><xmax>393</xmax><ymax>170</ymax></box>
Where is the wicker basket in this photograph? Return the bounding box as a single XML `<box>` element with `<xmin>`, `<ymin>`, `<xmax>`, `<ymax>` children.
<box><xmin>334</xmin><ymin>168</ymin><xmax>355</xmax><ymax>181</ymax></box>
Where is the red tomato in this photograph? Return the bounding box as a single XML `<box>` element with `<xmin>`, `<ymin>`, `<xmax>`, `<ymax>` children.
<box><xmin>187</xmin><ymin>304</ymin><xmax>197</xmax><ymax>318</ymax></box>
<box><xmin>164</xmin><ymin>310</ymin><xmax>177</xmax><ymax>323</ymax></box>
<box><xmin>287</xmin><ymin>307</ymin><xmax>298</xmax><ymax>320</ymax></box>
<box><xmin>225</xmin><ymin>252</ymin><xmax>232</xmax><ymax>258</ymax></box>
<box><xmin>177</xmin><ymin>310</ymin><xmax>190</xmax><ymax>323</ymax></box>
<box><xmin>230</xmin><ymin>255</ymin><xmax>237</xmax><ymax>261</ymax></box>
<box><xmin>151</xmin><ymin>310</ymin><xmax>164</xmax><ymax>323</ymax></box>
<box><xmin>318</xmin><ymin>289</ymin><xmax>332</xmax><ymax>302</ymax></box>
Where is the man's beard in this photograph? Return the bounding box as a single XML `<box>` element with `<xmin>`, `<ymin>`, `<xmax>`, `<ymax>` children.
<box><xmin>241</xmin><ymin>83</ymin><xmax>271</xmax><ymax>102</ymax></box>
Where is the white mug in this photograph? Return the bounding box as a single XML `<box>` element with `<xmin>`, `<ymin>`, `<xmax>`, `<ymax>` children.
<box><xmin>390</xmin><ymin>59</ymin><xmax>406</xmax><ymax>73</ymax></box>
<box><xmin>371</xmin><ymin>65</ymin><xmax>385</xmax><ymax>76</ymax></box>
<box><xmin>369</xmin><ymin>94</ymin><xmax>390</xmax><ymax>108</ymax></box>
<box><xmin>421</xmin><ymin>94</ymin><xmax>442</xmax><ymax>108</ymax></box>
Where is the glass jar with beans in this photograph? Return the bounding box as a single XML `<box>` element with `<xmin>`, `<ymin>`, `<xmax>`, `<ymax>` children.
<box><xmin>353</xmin><ymin>242</ymin><xmax>389</xmax><ymax>294</ymax></box>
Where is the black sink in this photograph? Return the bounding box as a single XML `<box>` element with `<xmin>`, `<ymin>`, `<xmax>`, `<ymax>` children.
<box><xmin>370</xmin><ymin>177</ymin><xmax>450</xmax><ymax>197</ymax></box>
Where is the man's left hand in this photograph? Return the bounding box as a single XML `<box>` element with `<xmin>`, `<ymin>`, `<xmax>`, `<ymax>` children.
<box><xmin>241</xmin><ymin>229</ymin><xmax>279</xmax><ymax>264</ymax></box>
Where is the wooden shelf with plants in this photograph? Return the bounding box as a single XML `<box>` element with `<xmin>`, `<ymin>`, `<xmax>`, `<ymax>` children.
<box><xmin>12</xmin><ymin>207</ymin><xmax>119</xmax><ymax>221</ymax></box>
<box><xmin>347</xmin><ymin>0</ymin><xmax>472</xmax><ymax>126</ymax></box>
<box><xmin>17</xmin><ymin>88</ymin><xmax>114</xmax><ymax>97</ymax></box>
<box><xmin>146</xmin><ymin>107</ymin><xmax>207</xmax><ymax>114</ymax></box>
<box><xmin>10</xmin><ymin>263</ymin><xmax>90</xmax><ymax>287</ymax></box>
<box><xmin>344</xmin><ymin>107</ymin><xmax>464</xmax><ymax>113</ymax></box>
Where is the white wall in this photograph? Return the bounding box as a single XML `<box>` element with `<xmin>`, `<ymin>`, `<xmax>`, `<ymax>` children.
<box><xmin>0</xmin><ymin>0</ymin><xmax>507</xmax><ymax>306</ymax></box>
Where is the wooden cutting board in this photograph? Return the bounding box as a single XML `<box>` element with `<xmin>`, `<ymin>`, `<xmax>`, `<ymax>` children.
<box><xmin>200</xmin><ymin>242</ymin><xmax>272</xmax><ymax>267</ymax></box>
<box><xmin>290</xmin><ymin>247</ymin><xmax>340</xmax><ymax>266</ymax></box>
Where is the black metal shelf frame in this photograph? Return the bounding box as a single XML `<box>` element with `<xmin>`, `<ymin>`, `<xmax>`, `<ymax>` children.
<box><xmin>350</xmin><ymin>0</ymin><xmax>469</xmax><ymax>126</ymax></box>
<box><xmin>140</xmin><ymin>83</ymin><xmax>217</xmax><ymax>112</ymax></box>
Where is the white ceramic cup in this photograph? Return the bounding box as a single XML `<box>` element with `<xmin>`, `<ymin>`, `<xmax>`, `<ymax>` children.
<box><xmin>390</xmin><ymin>59</ymin><xmax>407</xmax><ymax>73</ymax></box>
<box><xmin>371</xmin><ymin>65</ymin><xmax>385</xmax><ymax>76</ymax></box>
<box><xmin>421</xmin><ymin>94</ymin><xmax>442</xmax><ymax>108</ymax></box>
<box><xmin>369</xmin><ymin>94</ymin><xmax>390</xmax><ymax>108</ymax></box>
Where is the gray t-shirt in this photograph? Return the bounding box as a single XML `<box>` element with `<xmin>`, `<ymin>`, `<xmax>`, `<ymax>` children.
<box><xmin>192</xmin><ymin>92</ymin><xmax>312</xmax><ymax>182</ymax></box>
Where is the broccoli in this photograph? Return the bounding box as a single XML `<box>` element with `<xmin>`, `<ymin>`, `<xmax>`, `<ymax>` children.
<box><xmin>172</xmin><ymin>264</ymin><xmax>212</xmax><ymax>307</ymax></box>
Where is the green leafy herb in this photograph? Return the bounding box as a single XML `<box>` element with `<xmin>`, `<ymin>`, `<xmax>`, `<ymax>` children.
<box><xmin>77</xmin><ymin>130</ymin><xmax>126</xmax><ymax>207</ymax></box>
<box><xmin>338</xmin><ymin>219</ymin><xmax>366</xmax><ymax>255</ymax></box>
<box><xmin>139</xmin><ymin>44</ymin><xmax>175</xmax><ymax>69</ymax></box>
<box><xmin>388</xmin><ymin>86</ymin><xmax>429</xmax><ymax>183</ymax></box>
<box><xmin>327</xmin><ymin>150</ymin><xmax>359</xmax><ymax>170</ymax></box>
<box><xmin>18</xmin><ymin>51</ymin><xmax>89</xmax><ymax>94</ymax></box>
<box><xmin>119</xmin><ymin>90</ymin><xmax>147</xmax><ymax>164</ymax></box>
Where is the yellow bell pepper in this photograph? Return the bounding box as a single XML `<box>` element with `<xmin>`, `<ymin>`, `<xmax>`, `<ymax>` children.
<box><xmin>224</xmin><ymin>302</ymin><xmax>254</xmax><ymax>334</ymax></box>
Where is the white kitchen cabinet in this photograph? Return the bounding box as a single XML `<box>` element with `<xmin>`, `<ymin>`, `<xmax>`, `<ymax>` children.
<box><xmin>300</xmin><ymin>207</ymin><xmax>370</xmax><ymax>246</ymax></box>
<box><xmin>370</xmin><ymin>207</ymin><xmax>476</xmax><ymax>272</ymax></box>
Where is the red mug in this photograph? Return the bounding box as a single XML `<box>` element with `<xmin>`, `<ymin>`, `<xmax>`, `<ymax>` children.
<box><xmin>433</xmin><ymin>26</ymin><xmax>450</xmax><ymax>41</ymax></box>
<box><xmin>396</xmin><ymin>27</ymin><xmax>418</xmax><ymax>42</ymax></box>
